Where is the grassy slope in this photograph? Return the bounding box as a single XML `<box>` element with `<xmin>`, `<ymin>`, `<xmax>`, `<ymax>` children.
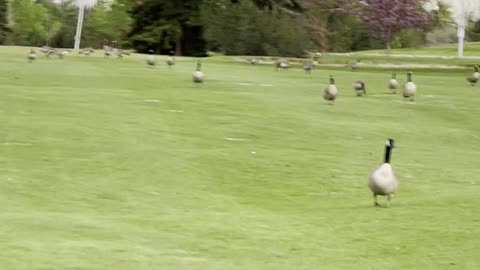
<box><xmin>358</xmin><ymin>42</ymin><xmax>480</xmax><ymax>56</ymax></box>
<box><xmin>1</xmin><ymin>46</ymin><xmax>480</xmax><ymax>269</ymax></box>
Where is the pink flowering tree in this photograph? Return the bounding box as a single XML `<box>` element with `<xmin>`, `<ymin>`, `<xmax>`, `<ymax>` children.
<box><xmin>339</xmin><ymin>0</ymin><xmax>432</xmax><ymax>52</ymax></box>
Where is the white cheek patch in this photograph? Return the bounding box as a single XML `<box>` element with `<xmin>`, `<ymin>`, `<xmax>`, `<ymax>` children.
<box><xmin>386</xmin><ymin>140</ymin><xmax>391</xmax><ymax>147</ymax></box>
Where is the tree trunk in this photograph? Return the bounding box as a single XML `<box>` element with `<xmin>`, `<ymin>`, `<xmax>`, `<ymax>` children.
<box><xmin>175</xmin><ymin>31</ymin><xmax>182</xmax><ymax>56</ymax></box>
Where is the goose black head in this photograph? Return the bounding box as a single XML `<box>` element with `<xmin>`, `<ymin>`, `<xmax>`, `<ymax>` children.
<box><xmin>407</xmin><ymin>71</ymin><xmax>413</xmax><ymax>82</ymax></box>
<box><xmin>384</xmin><ymin>138</ymin><xmax>395</xmax><ymax>163</ymax></box>
<box><xmin>329</xmin><ymin>75</ymin><xmax>335</xmax><ymax>85</ymax></box>
<box><xmin>386</xmin><ymin>138</ymin><xmax>395</xmax><ymax>148</ymax></box>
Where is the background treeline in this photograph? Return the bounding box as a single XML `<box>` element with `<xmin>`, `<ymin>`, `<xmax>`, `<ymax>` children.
<box><xmin>1</xmin><ymin>0</ymin><xmax>480</xmax><ymax>56</ymax></box>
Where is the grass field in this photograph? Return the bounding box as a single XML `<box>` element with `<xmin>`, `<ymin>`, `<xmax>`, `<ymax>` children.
<box><xmin>1</xmin><ymin>45</ymin><xmax>480</xmax><ymax>269</ymax></box>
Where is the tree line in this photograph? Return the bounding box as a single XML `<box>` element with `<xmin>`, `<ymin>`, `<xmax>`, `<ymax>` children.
<box><xmin>1</xmin><ymin>0</ymin><xmax>480</xmax><ymax>56</ymax></box>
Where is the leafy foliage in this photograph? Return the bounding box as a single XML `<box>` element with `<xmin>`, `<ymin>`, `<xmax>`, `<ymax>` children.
<box><xmin>339</xmin><ymin>0</ymin><xmax>432</xmax><ymax>50</ymax></box>
<box><xmin>0</xmin><ymin>0</ymin><xmax>8</xmax><ymax>44</ymax></box>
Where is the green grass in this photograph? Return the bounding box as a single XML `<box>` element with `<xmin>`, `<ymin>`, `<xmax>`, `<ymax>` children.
<box><xmin>1</xmin><ymin>46</ymin><xmax>480</xmax><ymax>269</ymax></box>
<box><xmin>359</xmin><ymin>42</ymin><xmax>480</xmax><ymax>56</ymax></box>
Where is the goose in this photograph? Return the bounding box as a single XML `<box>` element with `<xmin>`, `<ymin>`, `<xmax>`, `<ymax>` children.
<box><xmin>388</xmin><ymin>72</ymin><xmax>398</xmax><ymax>93</ymax></box>
<box><xmin>347</xmin><ymin>59</ymin><xmax>362</xmax><ymax>71</ymax></box>
<box><xmin>146</xmin><ymin>50</ymin><xmax>156</xmax><ymax>66</ymax></box>
<box><xmin>304</xmin><ymin>62</ymin><xmax>313</xmax><ymax>74</ymax></box>
<box><xmin>78</xmin><ymin>48</ymin><xmax>94</xmax><ymax>56</ymax></box>
<box><xmin>48</xmin><ymin>48</ymin><xmax>70</xmax><ymax>59</ymax></box>
<box><xmin>27</xmin><ymin>49</ymin><xmax>36</xmax><ymax>63</ymax></box>
<box><xmin>39</xmin><ymin>46</ymin><xmax>52</xmax><ymax>56</ymax></box>
<box><xmin>166</xmin><ymin>55</ymin><xmax>176</xmax><ymax>67</ymax></box>
<box><xmin>103</xmin><ymin>39</ymin><xmax>113</xmax><ymax>58</ymax></box>
<box><xmin>368</xmin><ymin>139</ymin><xmax>398</xmax><ymax>207</ymax></box>
<box><xmin>466</xmin><ymin>65</ymin><xmax>480</xmax><ymax>86</ymax></box>
<box><xmin>324</xmin><ymin>75</ymin><xmax>338</xmax><ymax>103</ymax></box>
<box><xmin>403</xmin><ymin>71</ymin><xmax>416</xmax><ymax>101</ymax></box>
<box><xmin>274</xmin><ymin>59</ymin><xmax>289</xmax><ymax>71</ymax></box>
<box><xmin>248</xmin><ymin>58</ymin><xmax>258</xmax><ymax>65</ymax></box>
<box><xmin>353</xmin><ymin>80</ymin><xmax>366</xmax><ymax>96</ymax></box>
<box><xmin>192</xmin><ymin>61</ymin><xmax>204</xmax><ymax>83</ymax></box>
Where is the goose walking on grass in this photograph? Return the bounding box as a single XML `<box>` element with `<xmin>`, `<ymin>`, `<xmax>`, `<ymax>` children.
<box><xmin>403</xmin><ymin>71</ymin><xmax>416</xmax><ymax>101</ymax></box>
<box><xmin>248</xmin><ymin>58</ymin><xmax>258</xmax><ymax>65</ymax></box>
<box><xmin>27</xmin><ymin>49</ymin><xmax>36</xmax><ymax>63</ymax></box>
<box><xmin>166</xmin><ymin>55</ymin><xmax>176</xmax><ymax>67</ymax></box>
<box><xmin>388</xmin><ymin>72</ymin><xmax>398</xmax><ymax>93</ymax></box>
<box><xmin>147</xmin><ymin>50</ymin><xmax>156</xmax><ymax>66</ymax></box>
<box><xmin>324</xmin><ymin>75</ymin><xmax>338</xmax><ymax>103</ymax></box>
<box><xmin>353</xmin><ymin>80</ymin><xmax>366</xmax><ymax>96</ymax></box>
<box><xmin>347</xmin><ymin>59</ymin><xmax>362</xmax><ymax>71</ymax></box>
<box><xmin>192</xmin><ymin>61</ymin><xmax>204</xmax><ymax>84</ymax></box>
<box><xmin>304</xmin><ymin>62</ymin><xmax>313</xmax><ymax>74</ymax></box>
<box><xmin>466</xmin><ymin>64</ymin><xmax>480</xmax><ymax>86</ymax></box>
<box><xmin>78</xmin><ymin>48</ymin><xmax>94</xmax><ymax>56</ymax></box>
<box><xmin>274</xmin><ymin>59</ymin><xmax>289</xmax><ymax>71</ymax></box>
<box><xmin>368</xmin><ymin>139</ymin><xmax>398</xmax><ymax>207</ymax></box>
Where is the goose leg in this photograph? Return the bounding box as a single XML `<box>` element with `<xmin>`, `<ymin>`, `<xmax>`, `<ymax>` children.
<box><xmin>386</xmin><ymin>194</ymin><xmax>394</xmax><ymax>207</ymax></box>
<box><xmin>373</xmin><ymin>194</ymin><xmax>381</xmax><ymax>207</ymax></box>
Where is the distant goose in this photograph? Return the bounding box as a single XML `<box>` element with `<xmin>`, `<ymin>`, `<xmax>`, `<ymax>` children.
<box><xmin>147</xmin><ymin>50</ymin><xmax>156</xmax><ymax>66</ymax></box>
<box><xmin>78</xmin><ymin>48</ymin><xmax>94</xmax><ymax>56</ymax></box>
<box><xmin>466</xmin><ymin>65</ymin><xmax>480</xmax><ymax>86</ymax></box>
<box><xmin>166</xmin><ymin>55</ymin><xmax>176</xmax><ymax>67</ymax></box>
<box><xmin>347</xmin><ymin>59</ymin><xmax>362</xmax><ymax>71</ymax></box>
<box><xmin>403</xmin><ymin>71</ymin><xmax>416</xmax><ymax>101</ymax></box>
<box><xmin>48</xmin><ymin>48</ymin><xmax>70</xmax><ymax>59</ymax></box>
<box><xmin>248</xmin><ymin>58</ymin><xmax>258</xmax><ymax>65</ymax></box>
<box><xmin>274</xmin><ymin>59</ymin><xmax>289</xmax><ymax>71</ymax></box>
<box><xmin>40</xmin><ymin>46</ymin><xmax>52</xmax><ymax>56</ymax></box>
<box><xmin>192</xmin><ymin>61</ymin><xmax>204</xmax><ymax>83</ymax></box>
<box><xmin>324</xmin><ymin>75</ymin><xmax>338</xmax><ymax>103</ymax></box>
<box><xmin>304</xmin><ymin>62</ymin><xmax>313</xmax><ymax>74</ymax></box>
<box><xmin>368</xmin><ymin>139</ymin><xmax>398</xmax><ymax>207</ymax></box>
<box><xmin>388</xmin><ymin>72</ymin><xmax>398</xmax><ymax>93</ymax></box>
<box><xmin>27</xmin><ymin>49</ymin><xmax>36</xmax><ymax>63</ymax></box>
<box><xmin>352</xmin><ymin>80</ymin><xmax>366</xmax><ymax>96</ymax></box>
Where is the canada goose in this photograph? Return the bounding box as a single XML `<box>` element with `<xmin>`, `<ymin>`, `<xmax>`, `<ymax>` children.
<box><xmin>248</xmin><ymin>58</ymin><xmax>258</xmax><ymax>65</ymax></box>
<box><xmin>103</xmin><ymin>39</ymin><xmax>113</xmax><ymax>58</ymax></box>
<box><xmin>192</xmin><ymin>61</ymin><xmax>204</xmax><ymax>83</ymax></box>
<box><xmin>78</xmin><ymin>48</ymin><xmax>94</xmax><ymax>56</ymax></box>
<box><xmin>46</xmin><ymin>48</ymin><xmax>70</xmax><ymax>59</ymax></box>
<box><xmin>304</xmin><ymin>62</ymin><xmax>313</xmax><ymax>74</ymax></box>
<box><xmin>466</xmin><ymin>65</ymin><xmax>480</xmax><ymax>86</ymax></box>
<box><xmin>27</xmin><ymin>49</ymin><xmax>36</xmax><ymax>63</ymax></box>
<box><xmin>39</xmin><ymin>46</ymin><xmax>52</xmax><ymax>56</ymax></box>
<box><xmin>388</xmin><ymin>72</ymin><xmax>398</xmax><ymax>93</ymax></box>
<box><xmin>347</xmin><ymin>59</ymin><xmax>362</xmax><ymax>71</ymax></box>
<box><xmin>368</xmin><ymin>139</ymin><xmax>398</xmax><ymax>207</ymax></box>
<box><xmin>324</xmin><ymin>75</ymin><xmax>338</xmax><ymax>103</ymax></box>
<box><xmin>147</xmin><ymin>50</ymin><xmax>156</xmax><ymax>66</ymax></box>
<box><xmin>166</xmin><ymin>55</ymin><xmax>176</xmax><ymax>67</ymax></box>
<box><xmin>403</xmin><ymin>71</ymin><xmax>416</xmax><ymax>101</ymax></box>
<box><xmin>274</xmin><ymin>59</ymin><xmax>289</xmax><ymax>71</ymax></box>
<box><xmin>353</xmin><ymin>80</ymin><xmax>366</xmax><ymax>96</ymax></box>
<box><xmin>312</xmin><ymin>54</ymin><xmax>320</xmax><ymax>65</ymax></box>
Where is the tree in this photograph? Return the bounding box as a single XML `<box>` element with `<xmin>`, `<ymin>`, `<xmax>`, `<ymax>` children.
<box><xmin>0</xmin><ymin>0</ymin><xmax>9</xmax><ymax>44</ymax></box>
<box><xmin>9</xmin><ymin>0</ymin><xmax>51</xmax><ymax>45</ymax></box>
<box><xmin>129</xmin><ymin>0</ymin><xmax>207</xmax><ymax>56</ymax></box>
<box><xmin>429</xmin><ymin>0</ymin><xmax>480</xmax><ymax>57</ymax></box>
<box><xmin>82</xmin><ymin>0</ymin><xmax>132</xmax><ymax>48</ymax></box>
<box><xmin>339</xmin><ymin>0</ymin><xmax>432</xmax><ymax>52</ymax></box>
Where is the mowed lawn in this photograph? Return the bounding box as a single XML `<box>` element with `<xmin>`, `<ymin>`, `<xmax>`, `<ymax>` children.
<box><xmin>1</xmin><ymin>46</ymin><xmax>480</xmax><ymax>270</ymax></box>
